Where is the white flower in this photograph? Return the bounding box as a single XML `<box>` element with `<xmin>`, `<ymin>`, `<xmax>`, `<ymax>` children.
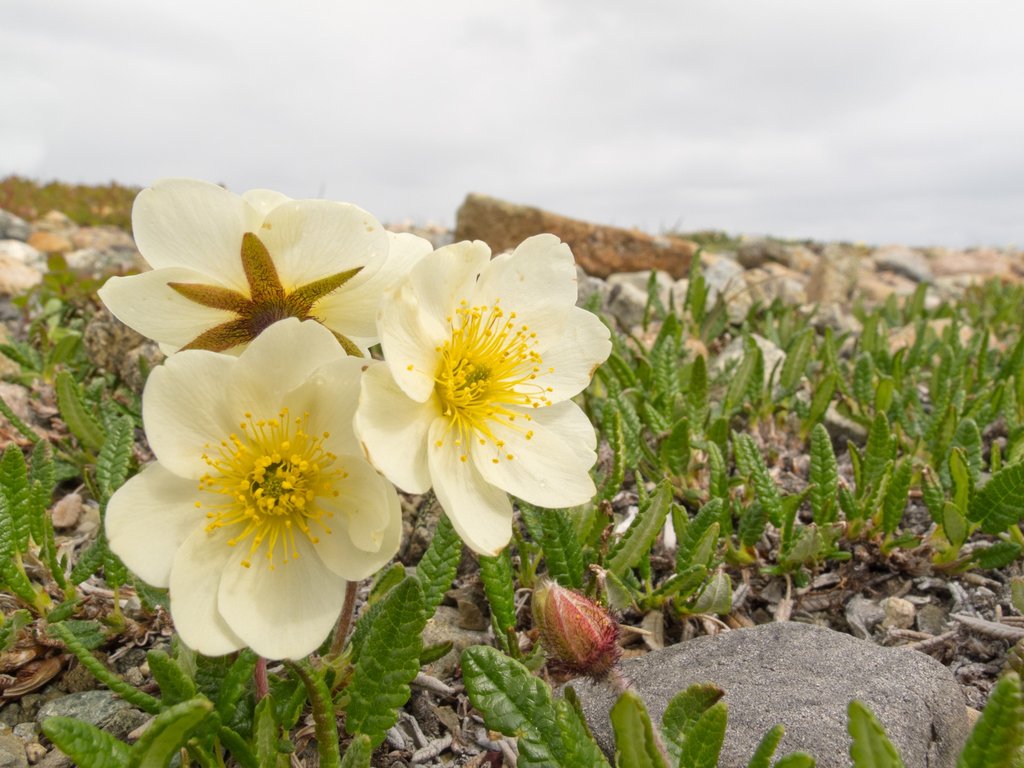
<box><xmin>106</xmin><ymin>318</ymin><xmax>402</xmax><ymax>659</ymax></box>
<box><xmin>98</xmin><ymin>178</ymin><xmax>431</xmax><ymax>356</ymax></box>
<box><xmin>354</xmin><ymin>235</ymin><xmax>611</xmax><ymax>555</ymax></box>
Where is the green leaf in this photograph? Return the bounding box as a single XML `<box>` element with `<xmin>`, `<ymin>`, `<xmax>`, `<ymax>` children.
<box><xmin>479</xmin><ymin>547</ymin><xmax>518</xmax><ymax>649</ymax></box>
<box><xmin>60</xmin><ymin>619</ymin><xmax>106</xmax><ymax>650</ymax></box>
<box><xmin>461</xmin><ymin>645</ymin><xmax>562</xmax><ymax>766</ymax></box>
<box><xmin>738</xmin><ymin>501</ymin><xmax>768</xmax><ymax>548</ymax></box>
<box><xmin>687</xmin><ymin>354</ymin><xmax>709</xmax><ymax>427</ymax></box>
<box><xmin>55</xmin><ymin>370</ymin><xmax>106</xmax><ymax>452</ymax></box>
<box><xmin>707</xmin><ymin>441</ymin><xmax>729</xmax><ymax>503</ymax></box>
<box><xmin>345</xmin><ymin>577</ymin><xmax>427</xmax><ymax>747</ymax></box>
<box><xmin>661</xmin><ymin>683</ymin><xmax>724</xmax><ymax>765</ymax></box>
<box><xmin>339</xmin><ymin>733</ymin><xmax>373</xmax><ymax>768</ymax></box>
<box><xmin>677</xmin><ymin>499</ymin><xmax>724</xmax><ymax>571</ymax></box>
<box><xmin>128</xmin><ymin>697</ymin><xmax>214</xmax><ymax>768</ymax></box>
<box><xmin>146</xmin><ymin>649</ymin><xmax>196</xmax><ymax>706</ymax></box>
<box><xmin>746</xmin><ymin>723</ymin><xmax>784</xmax><ymax>768</ymax></box>
<box><xmin>0</xmin><ymin>609</ymin><xmax>31</xmax><ymax>651</ymax></box>
<box><xmin>881</xmin><ymin>459</ymin><xmax>912</xmax><ymax>535</ymax></box>
<box><xmin>970</xmin><ymin>541</ymin><xmax>1022</xmax><ymax>570</ymax></box>
<box><xmin>941</xmin><ymin>502</ymin><xmax>968</xmax><ymax>549</ymax></box>
<box><xmin>41</xmin><ymin>716</ymin><xmax>131</xmax><ymax>768</ymax></box>
<box><xmin>660</xmin><ymin>417</ymin><xmax>691</xmax><ymax>476</ymax></box>
<box><xmin>0</xmin><ymin>391</ymin><xmax>40</xmax><ymax>443</ymax></box>
<box><xmin>805</xmin><ymin>372</ymin><xmax>837</xmax><ymax>433</ymax></box>
<box><xmin>862</xmin><ymin>413</ymin><xmax>896</xmax><ymax>499</ymax></box>
<box><xmin>600</xmin><ymin>408</ymin><xmax>626</xmax><ymax>501</ymax></box>
<box><xmin>690</xmin><ymin>570</ymin><xmax>732</xmax><ymax>615</ymax></box>
<box><xmin>521</xmin><ymin>503</ymin><xmax>585</xmax><ymax>590</ymax></box>
<box><xmin>96</xmin><ymin>415</ymin><xmax>135</xmax><ymax>502</ymax></box>
<box><xmin>677</xmin><ymin>701</ymin><xmax>728</xmax><ymax>768</ymax></box>
<box><xmin>415</xmin><ymin>512</ymin><xmax>462</xmax><ymax>617</ymax></box>
<box><xmin>1011</xmin><ymin>577</ymin><xmax>1024</xmax><ymax>615</ymax></box>
<box><xmin>779</xmin><ymin>328</ymin><xmax>814</xmax><ymax>395</ymax></box>
<box><xmin>734</xmin><ymin>433</ymin><xmax>784</xmax><ymax>530</ymax></box>
<box><xmin>286</xmin><ymin>659</ymin><xmax>341</xmax><ymax>768</ymax></box>
<box><xmin>0</xmin><ymin>444</ymin><xmax>33</xmax><ymax>553</ymax></box>
<box><xmin>956</xmin><ymin>672</ymin><xmax>1022</xmax><ymax>768</ymax></box>
<box><xmin>724</xmin><ymin>337</ymin><xmax>762</xmax><ymax>415</ymax></box>
<box><xmin>968</xmin><ymin>462</ymin><xmax>1024</xmax><ymax>534</ymax></box>
<box><xmin>809</xmin><ymin>424</ymin><xmax>839</xmax><ymax>524</ymax></box>
<box><xmin>922</xmin><ymin>468</ymin><xmax>946</xmax><ymax>524</ymax></box>
<box><xmin>773</xmin><ymin>754</ymin><xmax>816</xmax><ymax>768</ymax></box>
<box><xmin>950</xmin><ymin>448</ymin><xmax>973</xmax><ymax>515</ymax></box>
<box><xmin>951</xmin><ymin>418</ymin><xmax>983</xmax><ymax>487</ymax></box>
<box><xmin>847</xmin><ymin>700</ymin><xmax>905</xmax><ymax>768</ymax></box>
<box><xmin>253</xmin><ymin>697</ymin><xmax>289</xmax><ymax>768</ymax></box>
<box><xmin>610</xmin><ymin>690</ymin><xmax>668</xmax><ymax>768</ymax></box>
<box><xmin>606</xmin><ymin>481</ymin><xmax>672</xmax><ymax>577</ymax></box>
<box><xmin>555</xmin><ymin>689</ymin><xmax>613</xmax><ymax>768</ymax></box>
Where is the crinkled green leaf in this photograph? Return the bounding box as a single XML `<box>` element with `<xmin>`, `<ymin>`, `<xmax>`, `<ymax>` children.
<box><xmin>521</xmin><ymin>503</ymin><xmax>585</xmax><ymax>590</ymax></box>
<box><xmin>55</xmin><ymin>370</ymin><xmax>106</xmax><ymax>452</ymax></box>
<box><xmin>660</xmin><ymin>417</ymin><xmax>691</xmax><ymax>476</ymax></box>
<box><xmin>687</xmin><ymin>354</ymin><xmax>709</xmax><ymax>427</ymax></box>
<box><xmin>772</xmin><ymin>753</ymin><xmax>816</xmax><ymax>768</ymax></box>
<box><xmin>1</xmin><ymin>443</ymin><xmax>32</xmax><ymax>553</ymax></box>
<box><xmin>809</xmin><ymin>423</ymin><xmax>838</xmax><ymax>524</ymax></box>
<box><xmin>129</xmin><ymin>697</ymin><xmax>214</xmax><ymax>768</ymax></box>
<box><xmin>707</xmin><ymin>440</ymin><xmax>729</xmax><ymax>503</ymax></box>
<box><xmin>968</xmin><ymin>461</ymin><xmax>1024</xmax><ymax>534</ymax></box>
<box><xmin>724</xmin><ymin>338</ymin><xmax>761</xmax><ymax>415</ymax></box>
<box><xmin>555</xmin><ymin>689</ymin><xmax>613</xmax><ymax>768</ymax></box>
<box><xmin>0</xmin><ymin>609</ymin><xmax>30</xmax><ymax>651</ymax></box>
<box><xmin>661</xmin><ymin>683</ymin><xmax>724</xmax><ymax>765</ymax></box>
<box><xmin>599</xmin><ymin>408</ymin><xmax>626</xmax><ymax>501</ymax></box>
<box><xmin>746</xmin><ymin>723</ymin><xmax>784</xmax><ymax>768</ymax></box>
<box><xmin>96</xmin><ymin>415</ymin><xmax>135</xmax><ymax>502</ymax></box>
<box><xmin>779</xmin><ymin>328</ymin><xmax>814</xmax><ymax>395</ymax></box>
<box><xmin>610</xmin><ymin>689</ymin><xmax>668</xmax><ymax>768</ymax></box>
<box><xmin>479</xmin><ymin>547</ymin><xmax>518</xmax><ymax>649</ymax></box>
<box><xmin>147</xmin><ymin>649</ymin><xmax>197</xmax><ymax>706</ymax></box>
<box><xmin>339</xmin><ymin>733</ymin><xmax>373</xmax><ymax>768</ymax></box>
<box><xmin>847</xmin><ymin>700</ymin><xmax>905</xmax><ymax>768</ymax></box>
<box><xmin>415</xmin><ymin>512</ymin><xmax>462</xmax><ymax>617</ymax></box>
<box><xmin>862</xmin><ymin>413</ymin><xmax>896</xmax><ymax>500</ymax></box>
<box><xmin>607</xmin><ymin>481</ymin><xmax>672</xmax><ymax>577</ymax></box>
<box><xmin>287</xmin><ymin>659</ymin><xmax>341</xmax><ymax>768</ymax></box>
<box><xmin>734</xmin><ymin>433</ymin><xmax>784</xmax><ymax>530</ymax></box>
<box><xmin>253</xmin><ymin>697</ymin><xmax>290</xmax><ymax>768</ymax></box>
<box><xmin>677</xmin><ymin>499</ymin><xmax>723</xmax><ymax>571</ymax></box>
<box><xmin>951</xmin><ymin>418</ymin><xmax>983</xmax><ymax>487</ymax></box>
<box><xmin>881</xmin><ymin>459</ymin><xmax>912</xmax><ymax>535</ymax></box>
<box><xmin>970</xmin><ymin>540</ymin><xmax>1022</xmax><ymax>570</ymax></box>
<box><xmin>956</xmin><ymin>671</ymin><xmax>1022</xmax><ymax>768</ymax></box>
<box><xmin>677</xmin><ymin>701</ymin><xmax>728</xmax><ymax>768</ymax></box>
<box><xmin>689</xmin><ymin>570</ymin><xmax>732</xmax><ymax>616</ymax></box>
<box><xmin>41</xmin><ymin>715</ymin><xmax>131</xmax><ymax>768</ymax></box>
<box><xmin>345</xmin><ymin>577</ymin><xmax>426</xmax><ymax>747</ymax></box>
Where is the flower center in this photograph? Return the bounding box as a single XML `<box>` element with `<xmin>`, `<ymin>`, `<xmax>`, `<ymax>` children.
<box><xmin>197</xmin><ymin>408</ymin><xmax>345</xmax><ymax>569</ymax></box>
<box><xmin>434</xmin><ymin>300</ymin><xmax>553</xmax><ymax>462</ymax></box>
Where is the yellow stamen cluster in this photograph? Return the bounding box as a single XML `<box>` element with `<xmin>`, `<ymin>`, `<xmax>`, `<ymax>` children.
<box><xmin>197</xmin><ymin>408</ymin><xmax>345</xmax><ymax>569</ymax></box>
<box><xmin>434</xmin><ymin>300</ymin><xmax>554</xmax><ymax>462</ymax></box>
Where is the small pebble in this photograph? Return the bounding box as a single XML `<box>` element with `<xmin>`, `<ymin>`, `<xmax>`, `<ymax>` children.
<box><xmin>26</xmin><ymin>742</ymin><xmax>47</xmax><ymax>764</ymax></box>
<box><xmin>881</xmin><ymin>596</ymin><xmax>916</xmax><ymax>630</ymax></box>
<box><xmin>49</xmin><ymin>493</ymin><xmax>83</xmax><ymax>529</ymax></box>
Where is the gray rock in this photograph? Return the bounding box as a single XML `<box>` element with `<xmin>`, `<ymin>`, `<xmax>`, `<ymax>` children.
<box><xmin>0</xmin><ymin>210</ymin><xmax>31</xmax><ymax>242</ymax></box>
<box><xmin>0</xmin><ymin>240</ymin><xmax>45</xmax><ymax>270</ymax></box>
<box><xmin>421</xmin><ymin>606</ymin><xmax>490</xmax><ymax>679</ymax></box>
<box><xmin>606</xmin><ymin>269</ymin><xmax>673</xmax><ymax>309</ymax></box>
<box><xmin>0</xmin><ymin>729</ymin><xmax>27</xmax><ymax>768</ymax></box>
<box><xmin>572</xmin><ymin>622</ymin><xmax>968</xmax><ymax>768</ymax></box>
<box><xmin>35</xmin><ymin>690</ymin><xmax>132</xmax><ymax>729</ymax></box>
<box><xmin>916</xmin><ymin>604</ymin><xmax>949</xmax><ymax>636</ymax></box>
<box><xmin>576</xmin><ymin>266</ymin><xmax>610</xmax><ymax>310</ymax></box>
<box><xmin>605</xmin><ymin>281</ymin><xmax>650</xmax><ymax>330</ymax></box>
<box><xmin>873</xmin><ymin>245</ymin><xmax>933</xmax><ymax>284</ymax></box>
<box><xmin>736</xmin><ymin>238</ymin><xmax>790</xmax><ymax>269</ymax></box>
<box><xmin>715</xmin><ymin>334</ymin><xmax>785</xmax><ymax>388</ymax></box>
<box><xmin>823</xmin><ymin>403</ymin><xmax>867</xmax><ymax>445</ymax></box>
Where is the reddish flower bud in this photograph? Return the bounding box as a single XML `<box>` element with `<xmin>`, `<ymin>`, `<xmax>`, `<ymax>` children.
<box><xmin>532</xmin><ymin>581</ymin><xmax>620</xmax><ymax>679</ymax></box>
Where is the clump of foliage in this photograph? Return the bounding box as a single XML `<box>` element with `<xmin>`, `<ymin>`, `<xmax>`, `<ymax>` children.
<box><xmin>1</xmin><ymin>175</ymin><xmax>140</xmax><ymax>230</ymax></box>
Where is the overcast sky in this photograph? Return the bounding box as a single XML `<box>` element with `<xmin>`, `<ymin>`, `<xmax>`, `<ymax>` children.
<box><xmin>3</xmin><ymin>1</ymin><xmax>1023</xmax><ymax>247</ymax></box>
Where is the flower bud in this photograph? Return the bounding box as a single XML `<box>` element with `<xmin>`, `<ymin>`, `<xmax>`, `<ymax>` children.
<box><xmin>532</xmin><ymin>581</ymin><xmax>620</xmax><ymax>678</ymax></box>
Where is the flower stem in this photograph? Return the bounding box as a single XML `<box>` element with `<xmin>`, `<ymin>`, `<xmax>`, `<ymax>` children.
<box><xmin>253</xmin><ymin>656</ymin><xmax>269</xmax><ymax>700</ymax></box>
<box><xmin>328</xmin><ymin>580</ymin><xmax>359</xmax><ymax>658</ymax></box>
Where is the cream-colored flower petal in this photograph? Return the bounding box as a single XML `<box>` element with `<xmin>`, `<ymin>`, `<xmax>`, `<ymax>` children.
<box><xmin>97</xmin><ymin>268</ymin><xmax>240</xmax><ymax>354</ymax></box>
<box><xmin>315</xmin><ymin>231</ymin><xmax>433</xmax><ymax>343</ymax></box>
<box><xmin>354</xmin><ymin>363</ymin><xmax>436</xmax><ymax>493</ymax></box>
<box><xmin>169</xmin><ymin>528</ymin><xmax>246</xmax><ymax>656</ymax></box>
<box><xmin>314</xmin><ymin>459</ymin><xmax>402</xmax><ymax>580</ymax></box>
<box><xmin>241</xmin><ymin>188</ymin><xmax>292</xmax><ymax>217</ymax></box>
<box><xmin>230</xmin><ymin>319</ymin><xmax>348</xmax><ymax>420</ymax></box>
<box><xmin>377</xmin><ymin>283</ymin><xmax>443</xmax><ymax>402</ymax></box>
<box><xmin>218</xmin><ymin>537</ymin><xmax>346</xmax><ymax>660</ymax></box>
<box><xmin>284</xmin><ymin>355</ymin><xmax>367</xmax><ymax>458</ymax></box>
<box><xmin>473</xmin><ymin>234</ymin><xmax>578</xmax><ymax>321</ymax></box>
<box><xmin>408</xmin><ymin>241</ymin><xmax>490</xmax><ymax>341</ymax></box>
<box><xmin>472</xmin><ymin>404</ymin><xmax>596</xmax><ymax>509</ymax></box>
<box><xmin>259</xmin><ymin>199</ymin><xmax>389</xmax><ymax>291</ymax></box>
<box><xmin>428</xmin><ymin>419</ymin><xmax>513</xmax><ymax>555</ymax></box>
<box><xmin>132</xmin><ymin>179</ymin><xmax>261</xmax><ymax>292</ymax></box>
<box><xmin>143</xmin><ymin>350</ymin><xmax>240</xmax><ymax>479</ymax></box>
<box><xmin>105</xmin><ymin>463</ymin><xmax>207</xmax><ymax>588</ymax></box>
<box><xmin>528</xmin><ymin>306</ymin><xmax>611</xmax><ymax>401</ymax></box>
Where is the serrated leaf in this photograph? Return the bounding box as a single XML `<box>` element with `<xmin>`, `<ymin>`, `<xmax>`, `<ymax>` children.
<box><xmin>1011</xmin><ymin>577</ymin><xmax>1024</xmax><ymax>615</ymax></box>
<box><xmin>951</xmin><ymin>418</ymin><xmax>983</xmax><ymax>487</ymax></box>
<box><xmin>345</xmin><ymin>577</ymin><xmax>426</xmax><ymax>747</ymax></box>
<box><xmin>921</xmin><ymin>468</ymin><xmax>945</xmax><ymax>524</ymax></box>
<box><xmin>779</xmin><ymin>328</ymin><xmax>813</xmax><ymax>395</ymax></box>
<box><xmin>55</xmin><ymin>370</ymin><xmax>106</xmax><ymax>452</ymax></box>
<box><xmin>847</xmin><ymin>700</ymin><xmax>905</xmax><ymax>768</ymax></box>
<box><xmin>60</xmin><ymin>619</ymin><xmax>106</xmax><ymax>651</ymax></box>
<box><xmin>415</xmin><ymin>513</ymin><xmax>462</xmax><ymax>617</ymax></box>
<box><xmin>147</xmin><ymin>649</ymin><xmax>197</xmax><ymax>706</ymax></box>
<box><xmin>479</xmin><ymin>547</ymin><xmax>518</xmax><ymax>649</ymax></box>
<box><xmin>96</xmin><ymin>415</ymin><xmax>135</xmax><ymax>502</ymax></box>
<box><xmin>129</xmin><ymin>697</ymin><xmax>214</xmax><ymax>768</ymax></box>
<box><xmin>521</xmin><ymin>503</ymin><xmax>585</xmax><ymax>590</ymax></box>
<box><xmin>956</xmin><ymin>671</ymin><xmax>1022</xmax><ymax>768</ymax></box>
<box><xmin>746</xmin><ymin>723</ymin><xmax>784</xmax><ymax>768</ymax></box>
<box><xmin>734</xmin><ymin>433</ymin><xmax>784</xmax><ymax>530</ymax></box>
<box><xmin>677</xmin><ymin>499</ymin><xmax>723</xmax><ymax>571</ymax></box>
<box><xmin>809</xmin><ymin>424</ymin><xmax>839</xmax><ymax>524</ymax></box>
<box><xmin>738</xmin><ymin>501</ymin><xmax>768</xmax><ymax>548</ymax></box>
<box><xmin>863</xmin><ymin>414</ymin><xmax>896</xmax><ymax>500</ymax></box>
<box><xmin>654</xmin><ymin>565</ymin><xmax>707</xmax><ymax>602</ymax></box>
<box><xmin>660</xmin><ymin>418</ymin><xmax>691</xmax><ymax>477</ymax></box>
<box><xmin>0</xmin><ymin>609</ymin><xmax>30</xmax><ymax>651</ymax></box>
<box><xmin>339</xmin><ymin>733</ymin><xmax>373</xmax><ymax>768</ymax></box>
<box><xmin>41</xmin><ymin>716</ymin><xmax>131</xmax><ymax>768</ymax></box>
<box><xmin>881</xmin><ymin>459</ymin><xmax>912</xmax><ymax>535</ymax></box>
<box><xmin>688</xmin><ymin>354</ymin><xmax>709</xmax><ymax>427</ymax></box>
<box><xmin>555</xmin><ymin>691</ymin><xmax>613</xmax><ymax>768</ymax></box>
<box><xmin>607</xmin><ymin>481</ymin><xmax>672</xmax><ymax>578</ymax></box>
<box><xmin>970</xmin><ymin>541</ymin><xmax>1022</xmax><ymax>570</ymax></box>
<box><xmin>600</xmin><ymin>408</ymin><xmax>626</xmax><ymax>502</ymax></box>
<box><xmin>678</xmin><ymin>701</ymin><xmax>728</xmax><ymax>768</ymax></box>
<box><xmin>724</xmin><ymin>338</ymin><xmax>761</xmax><ymax>415</ymax></box>
<box><xmin>661</xmin><ymin>683</ymin><xmax>724</xmax><ymax>765</ymax></box>
<box><xmin>461</xmin><ymin>645</ymin><xmax>562</xmax><ymax>766</ymax></box>
<box><xmin>941</xmin><ymin>502</ymin><xmax>968</xmax><ymax>549</ymax></box>
<box><xmin>0</xmin><ymin>444</ymin><xmax>33</xmax><ymax>553</ymax></box>
<box><xmin>773</xmin><ymin>754</ymin><xmax>816</xmax><ymax>768</ymax></box>
<box><xmin>950</xmin><ymin>448</ymin><xmax>972</xmax><ymax>515</ymax></box>
<box><xmin>805</xmin><ymin>372</ymin><xmax>837</xmax><ymax>432</ymax></box>
<box><xmin>610</xmin><ymin>689</ymin><xmax>668</xmax><ymax>768</ymax></box>
<box><xmin>968</xmin><ymin>462</ymin><xmax>1024</xmax><ymax>534</ymax></box>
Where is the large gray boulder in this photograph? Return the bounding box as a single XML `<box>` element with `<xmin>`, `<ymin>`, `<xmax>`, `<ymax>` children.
<box><xmin>571</xmin><ymin>622</ymin><xmax>968</xmax><ymax>768</ymax></box>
